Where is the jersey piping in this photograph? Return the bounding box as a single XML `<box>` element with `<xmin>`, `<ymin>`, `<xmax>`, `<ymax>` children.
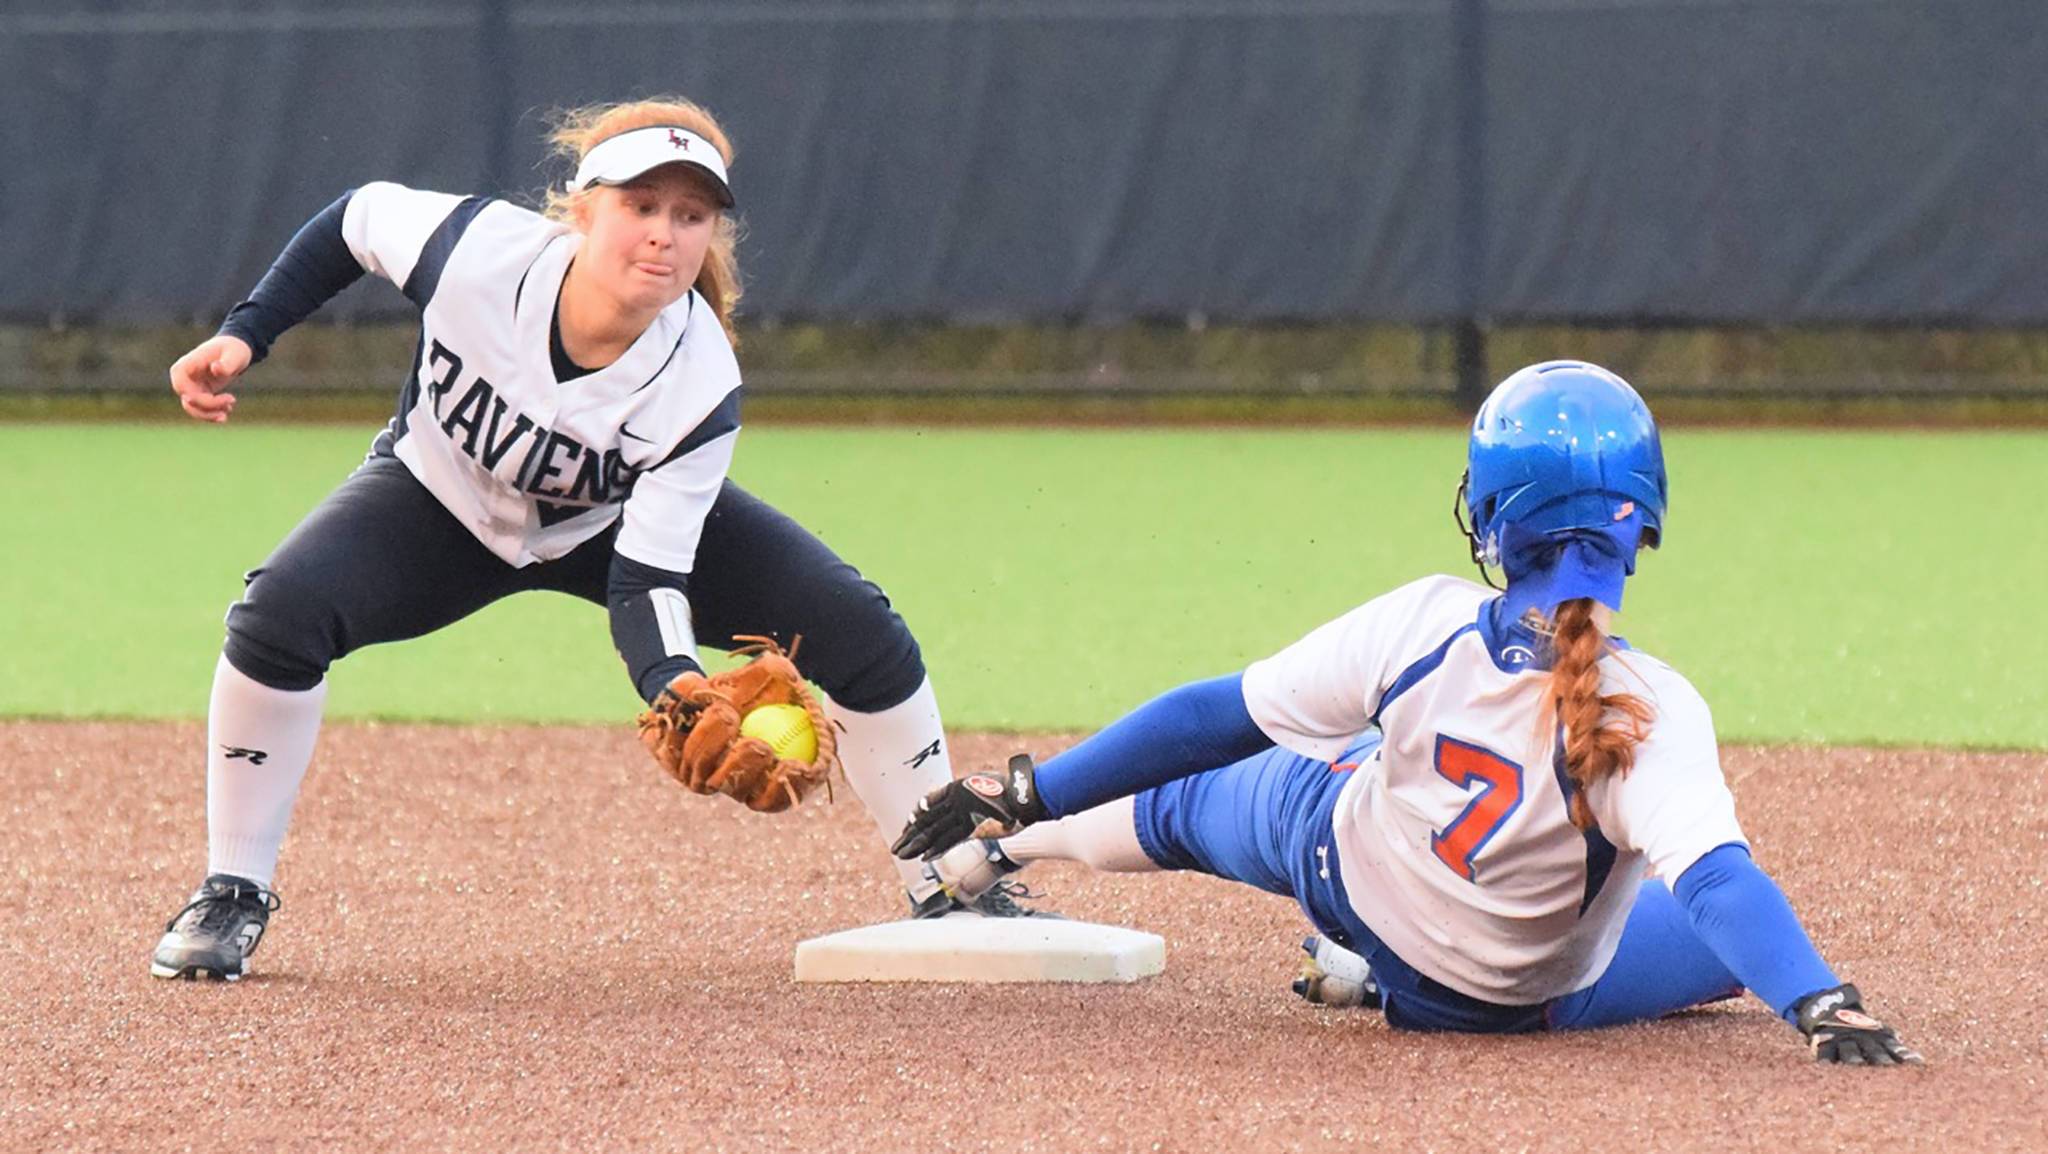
<box><xmin>401</xmin><ymin>195</ymin><xmax>490</xmax><ymax>308</ymax></box>
<box><xmin>1550</xmin><ymin>732</ymin><xmax>1621</xmax><ymax>915</ymax></box>
<box><xmin>1370</xmin><ymin>622</ymin><xmax>1478</xmax><ymax>728</ymax></box>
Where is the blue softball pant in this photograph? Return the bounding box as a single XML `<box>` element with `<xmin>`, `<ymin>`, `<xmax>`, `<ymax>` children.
<box><xmin>1131</xmin><ymin>737</ymin><xmax>1743</xmax><ymax>1033</ymax></box>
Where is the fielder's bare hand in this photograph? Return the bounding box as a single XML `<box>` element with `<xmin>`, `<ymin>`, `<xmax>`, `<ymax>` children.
<box><xmin>1793</xmin><ymin>984</ymin><xmax>1923</xmax><ymax>1065</ymax></box>
<box><xmin>169</xmin><ymin>334</ymin><xmax>253</xmax><ymax>423</ymax></box>
<box><xmin>891</xmin><ymin>753</ymin><xmax>1047</xmax><ymax>861</ymax></box>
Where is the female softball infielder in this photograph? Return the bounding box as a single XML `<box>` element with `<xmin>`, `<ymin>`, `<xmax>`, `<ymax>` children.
<box><xmin>154</xmin><ymin>97</ymin><xmax>1036</xmax><ymax>982</ymax></box>
<box><xmin>896</xmin><ymin>361</ymin><xmax>1918</xmax><ymax>1064</ymax></box>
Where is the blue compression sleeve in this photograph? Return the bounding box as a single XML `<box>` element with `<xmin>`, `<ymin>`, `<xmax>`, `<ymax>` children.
<box><xmin>1672</xmin><ymin>843</ymin><xmax>1840</xmax><ymax>1020</ymax></box>
<box><xmin>1033</xmin><ymin>673</ymin><xmax>1272</xmax><ymax>818</ymax></box>
<box><xmin>218</xmin><ymin>192</ymin><xmax>365</xmax><ymax>363</ymax></box>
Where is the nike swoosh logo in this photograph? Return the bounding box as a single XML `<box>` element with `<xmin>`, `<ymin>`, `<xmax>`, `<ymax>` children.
<box><xmin>620</xmin><ymin>424</ymin><xmax>655</xmax><ymax>444</ymax></box>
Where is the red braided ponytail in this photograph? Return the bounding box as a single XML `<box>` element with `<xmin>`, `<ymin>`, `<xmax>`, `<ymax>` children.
<box><xmin>1546</xmin><ymin>598</ymin><xmax>1653</xmax><ymax>830</ymax></box>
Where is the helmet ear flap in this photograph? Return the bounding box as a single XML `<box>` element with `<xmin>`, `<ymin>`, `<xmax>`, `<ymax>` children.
<box><xmin>1453</xmin><ymin>470</ymin><xmax>1493</xmax><ymax>577</ymax></box>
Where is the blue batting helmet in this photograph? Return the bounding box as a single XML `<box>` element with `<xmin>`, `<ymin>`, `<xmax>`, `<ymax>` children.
<box><xmin>1459</xmin><ymin>360</ymin><xmax>1667</xmax><ymax>569</ymax></box>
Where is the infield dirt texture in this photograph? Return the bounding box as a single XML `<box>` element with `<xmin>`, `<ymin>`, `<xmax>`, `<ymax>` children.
<box><xmin>4</xmin><ymin>724</ymin><xmax>2043</xmax><ymax>1151</ymax></box>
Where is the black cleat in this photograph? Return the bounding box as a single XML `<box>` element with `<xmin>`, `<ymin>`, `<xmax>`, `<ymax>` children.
<box><xmin>909</xmin><ymin>879</ymin><xmax>1063</xmax><ymax>919</ymax></box>
<box><xmin>150</xmin><ymin>873</ymin><xmax>281</xmax><ymax>981</ymax></box>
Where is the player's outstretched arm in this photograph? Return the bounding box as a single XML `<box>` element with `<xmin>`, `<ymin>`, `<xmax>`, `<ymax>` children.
<box><xmin>169</xmin><ymin>192</ymin><xmax>371</xmax><ymax>424</ymax></box>
<box><xmin>168</xmin><ymin>334</ymin><xmax>252</xmax><ymax>424</ymax></box>
<box><xmin>1673</xmin><ymin>845</ymin><xmax>1923</xmax><ymax>1065</ymax></box>
<box><xmin>893</xmin><ymin>673</ymin><xmax>1273</xmax><ymax>861</ymax></box>
<box><xmin>891</xmin><ymin>754</ymin><xmax>1047</xmax><ymax>860</ymax></box>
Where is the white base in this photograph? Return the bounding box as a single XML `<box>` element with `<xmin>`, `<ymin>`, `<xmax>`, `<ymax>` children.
<box><xmin>793</xmin><ymin>916</ymin><xmax>1166</xmax><ymax>984</ymax></box>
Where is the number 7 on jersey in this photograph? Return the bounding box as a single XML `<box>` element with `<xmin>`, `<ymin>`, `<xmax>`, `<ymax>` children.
<box><xmin>1429</xmin><ymin>735</ymin><xmax>1524</xmax><ymax>882</ymax></box>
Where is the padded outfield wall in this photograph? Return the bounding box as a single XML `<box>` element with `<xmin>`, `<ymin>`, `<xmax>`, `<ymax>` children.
<box><xmin>2</xmin><ymin>1</ymin><xmax>2041</xmax><ymax>334</ymax></box>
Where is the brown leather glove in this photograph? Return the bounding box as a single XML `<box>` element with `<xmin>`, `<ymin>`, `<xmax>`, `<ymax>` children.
<box><xmin>637</xmin><ymin>636</ymin><xmax>838</xmax><ymax>813</ymax></box>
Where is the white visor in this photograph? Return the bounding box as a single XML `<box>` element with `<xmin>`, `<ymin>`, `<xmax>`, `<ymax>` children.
<box><xmin>567</xmin><ymin>126</ymin><xmax>733</xmax><ymax>206</ymax></box>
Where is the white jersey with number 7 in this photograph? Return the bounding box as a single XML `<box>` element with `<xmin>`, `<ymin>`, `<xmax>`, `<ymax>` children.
<box><xmin>1241</xmin><ymin>574</ymin><xmax>1747</xmax><ymax>1004</ymax></box>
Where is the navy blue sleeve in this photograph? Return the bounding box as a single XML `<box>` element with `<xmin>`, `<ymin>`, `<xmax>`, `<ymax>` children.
<box><xmin>1672</xmin><ymin>843</ymin><xmax>1841</xmax><ymax>1021</ymax></box>
<box><xmin>608</xmin><ymin>553</ymin><xmax>703</xmax><ymax>704</ymax></box>
<box><xmin>218</xmin><ymin>192</ymin><xmax>365</xmax><ymax>364</ymax></box>
<box><xmin>1034</xmin><ymin>673</ymin><xmax>1273</xmax><ymax>817</ymax></box>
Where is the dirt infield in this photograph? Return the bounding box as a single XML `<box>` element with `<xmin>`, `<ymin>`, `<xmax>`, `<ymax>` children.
<box><xmin>4</xmin><ymin>722</ymin><xmax>2042</xmax><ymax>1153</ymax></box>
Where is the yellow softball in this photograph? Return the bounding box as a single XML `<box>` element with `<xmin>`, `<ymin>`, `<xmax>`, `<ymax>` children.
<box><xmin>739</xmin><ymin>703</ymin><xmax>819</xmax><ymax>762</ymax></box>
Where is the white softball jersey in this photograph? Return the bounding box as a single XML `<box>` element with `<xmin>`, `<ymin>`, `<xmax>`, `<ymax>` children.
<box><xmin>339</xmin><ymin>181</ymin><xmax>741</xmax><ymax>571</ymax></box>
<box><xmin>1242</xmin><ymin>575</ymin><xmax>1747</xmax><ymax>1005</ymax></box>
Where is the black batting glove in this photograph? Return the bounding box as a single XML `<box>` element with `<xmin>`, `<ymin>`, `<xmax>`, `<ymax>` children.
<box><xmin>891</xmin><ymin>754</ymin><xmax>1049</xmax><ymax>861</ymax></box>
<box><xmin>1793</xmin><ymin>983</ymin><xmax>1923</xmax><ymax>1066</ymax></box>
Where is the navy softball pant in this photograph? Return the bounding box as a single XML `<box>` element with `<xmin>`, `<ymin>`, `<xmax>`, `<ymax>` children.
<box><xmin>1132</xmin><ymin>737</ymin><xmax>1744</xmax><ymax>1033</ymax></box>
<box><xmin>221</xmin><ymin>456</ymin><xmax>924</xmax><ymax>711</ymax></box>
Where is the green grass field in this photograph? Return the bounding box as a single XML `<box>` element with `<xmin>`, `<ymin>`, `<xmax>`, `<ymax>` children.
<box><xmin>3</xmin><ymin>422</ymin><xmax>2041</xmax><ymax>748</ymax></box>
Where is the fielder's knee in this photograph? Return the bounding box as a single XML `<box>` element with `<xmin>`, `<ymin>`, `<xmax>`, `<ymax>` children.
<box><xmin>221</xmin><ymin>581</ymin><xmax>335</xmax><ymax>693</ymax></box>
<box><xmin>799</xmin><ymin>615</ymin><xmax>925</xmax><ymax>713</ymax></box>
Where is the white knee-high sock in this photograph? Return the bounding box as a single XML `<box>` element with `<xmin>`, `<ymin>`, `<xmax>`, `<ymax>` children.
<box><xmin>827</xmin><ymin>676</ymin><xmax>954</xmax><ymax>897</ymax></box>
<box><xmin>998</xmin><ymin>797</ymin><xmax>1160</xmax><ymax>874</ymax></box>
<box><xmin>205</xmin><ymin>655</ymin><xmax>327</xmax><ymax>889</ymax></box>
